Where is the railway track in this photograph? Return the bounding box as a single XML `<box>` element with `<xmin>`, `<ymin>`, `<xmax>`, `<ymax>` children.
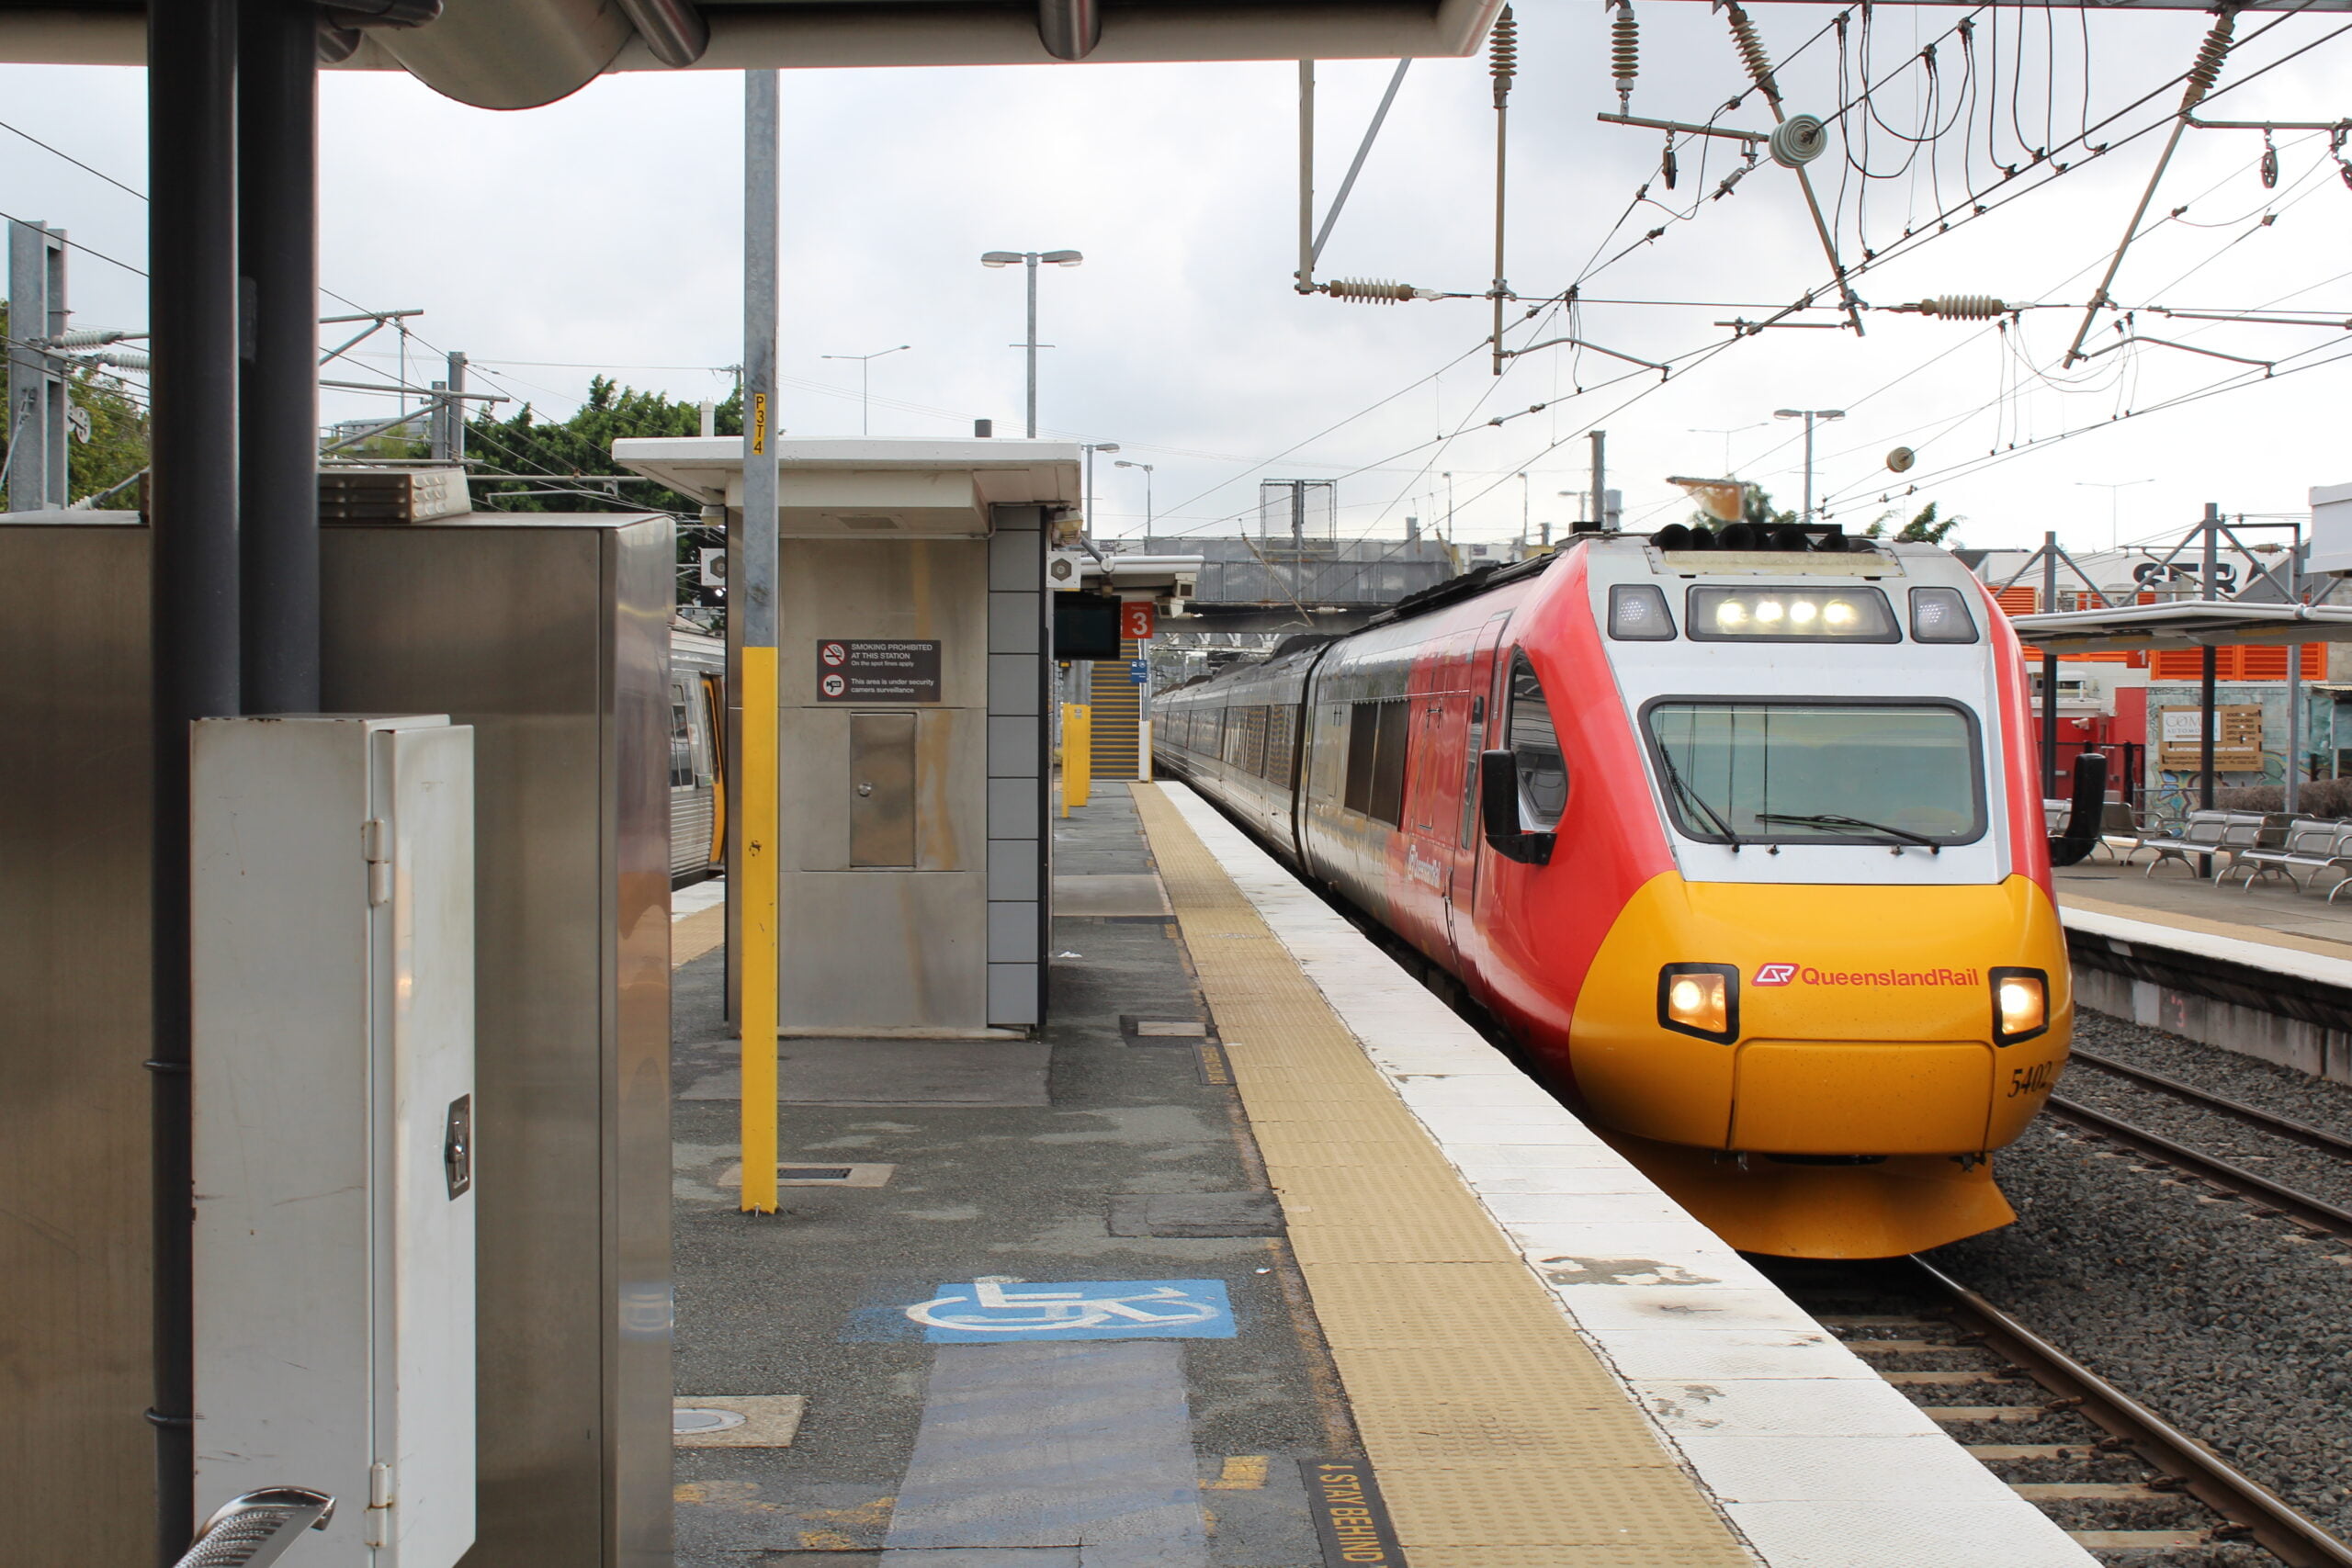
<box><xmin>2048</xmin><ymin>1050</ymin><xmax>2352</xmax><ymax>1239</ymax></box>
<box><xmin>1777</xmin><ymin>1256</ymin><xmax>2352</xmax><ymax>1567</ymax></box>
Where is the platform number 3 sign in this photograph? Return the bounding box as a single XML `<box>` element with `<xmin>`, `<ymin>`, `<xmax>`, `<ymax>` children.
<box><xmin>1120</xmin><ymin>602</ymin><xmax>1156</xmax><ymax>642</ymax></box>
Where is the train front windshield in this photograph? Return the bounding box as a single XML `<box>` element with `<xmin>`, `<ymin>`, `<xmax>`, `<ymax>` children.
<box><xmin>1645</xmin><ymin>701</ymin><xmax>1985</xmax><ymax>847</ymax></box>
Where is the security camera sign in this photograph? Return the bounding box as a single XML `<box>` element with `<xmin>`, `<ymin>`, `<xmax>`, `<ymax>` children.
<box><xmin>813</xmin><ymin>639</ymin><xmax>943</xmax><ymax>703</ymax></box>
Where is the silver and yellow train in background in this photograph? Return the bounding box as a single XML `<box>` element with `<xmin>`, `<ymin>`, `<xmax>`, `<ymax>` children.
<box><xmin>671</xmin><ymin>629</ymin><xmax>726</xmax><ymax>885</ymax></box>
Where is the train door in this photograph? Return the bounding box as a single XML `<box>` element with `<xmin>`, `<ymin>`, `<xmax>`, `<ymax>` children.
<box><xmin>1444</xmin><ymin>614</ymin><xmax>1511</xmax><ymax>978</ymax></box>
<box><xmin>1396</xmin><ymin>680</ymin><xmax>1459</xmax><ymax>961</ymax></box>
<box><xmin>700</xmin><ymin>671</ymin><xmax>728</xmax><ymax>871</ymax></box>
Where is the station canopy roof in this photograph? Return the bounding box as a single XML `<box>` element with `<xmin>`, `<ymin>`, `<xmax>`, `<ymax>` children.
<box><xmin>0</xmin><ymin>0</ymin><xmax>1506</xmax><ymax>109</ymax></box>
<box><xmin>614</xmin><ymin>434</ymin><xmax>1079</xmax><ymax>537</ymax></box>
<box><xmin>2007</xmin><ymin>600</ymin><xmax>2352</xmax><ymax>655</ymax></box>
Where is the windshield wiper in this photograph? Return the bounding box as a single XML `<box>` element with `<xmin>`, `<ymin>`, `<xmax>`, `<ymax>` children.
<box><xmin>1654</xmin><ymin>746</ymin><xmax>1744</xmax><ymax>850</ymax></box>
<box><xmin>1755</xmin><ymin>811</ymin><xmax>1940</xmax><ymax>852</ymax></box>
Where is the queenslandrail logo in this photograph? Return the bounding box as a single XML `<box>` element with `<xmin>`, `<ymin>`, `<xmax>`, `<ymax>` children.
<box><xmin>1755</xmin><ymin>962</ymin><xmax>1982</xmax><ymax>987</ymax></box>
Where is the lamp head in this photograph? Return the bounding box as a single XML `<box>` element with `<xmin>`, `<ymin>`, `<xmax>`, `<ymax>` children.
<box><xmin>980</xmin><ymin>251</ymin><xmax>1023</xmax><ymax>267</ymax></box>
<box><xmin>1774</xmin><ymin>409</ymin><xmax>1802</xmax><ymax>419</ymax></box>
<box><xmin>1041</xmin><ymin>250</ymin><xmax>1084</xmax><ymax>266</ymax></box>
<box><xmin>1095</xmin><ymin>442</ymin><xmax>1120</xmax><ymax>453</ymax></box>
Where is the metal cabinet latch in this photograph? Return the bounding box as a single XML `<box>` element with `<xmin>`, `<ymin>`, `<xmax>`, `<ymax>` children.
<box><xmin>443</xmin><ymin>1095</ymin><xmax>473</xmax><ymax>1199</ymax></box>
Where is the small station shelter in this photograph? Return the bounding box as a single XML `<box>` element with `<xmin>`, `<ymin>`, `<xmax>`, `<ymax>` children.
<box><xmin>617</xmin><ymin>436</ymin><xmax>1078</xmax><ymax>1034</ymax></box>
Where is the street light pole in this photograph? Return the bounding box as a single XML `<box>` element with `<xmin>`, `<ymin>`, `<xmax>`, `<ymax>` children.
<box><xmin>819</xmin><ymin>344</ymin><xmax>910</xmax><ymax>435</ymax></box>
<box><xmin>2075</xmin><ymin>478</ymin><xmax>2155</xmax><ymax>551</ymax></box>
<box><xmin>1080</xmin><ymin>442</ymin><xmax>1121</xmax><ymax>533</ymax></box>
<box><xmin>1773</xmin><ymin>408</ymin><xmax>1846</xmax><ymax>524</ymax></box>
<box><xmin>1115</xmin><ymin>459</ymin><xmax>1155</xmax><ymax>532</ymax></box>
<box><xmin>1690</xmin><ymin>423</ymin><xmax>1765</xmax><ymax>476</ymax></box>
<box><xmin>982</xmin><ymin>248</ymin><xmax>1082</xmax><ymax>438</ymax></box>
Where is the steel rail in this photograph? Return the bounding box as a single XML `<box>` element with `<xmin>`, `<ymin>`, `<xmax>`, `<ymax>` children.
<box><xmin>2067</xmin><ymin>1048</ymin><xmax>2352</xmax><ymax>1161</ymax></box>
<box><xmin>1904</xmin><ymin>1256</ymin><xmax>2352</xmax><ymax>1568</ymax></box>
<box><xmin>2045</xmin><ymin>1094</ymin><xmax>2352</xmax><ymax>1236</ymax></box>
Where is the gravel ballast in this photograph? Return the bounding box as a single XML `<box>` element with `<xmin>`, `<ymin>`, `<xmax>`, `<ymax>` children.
<box><xmin>1931</xmin><ymin>1005</ymin><xmax>2352</xmax><ymax>1542</ymax></box>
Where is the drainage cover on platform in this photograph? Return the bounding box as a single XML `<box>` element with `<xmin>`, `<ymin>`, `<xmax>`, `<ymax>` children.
<box><xmin>1122</xmin><ymin>1015</ymin><xmax>1213</xmax><ymax>1043</ymax></box>
<box><xmin>673</xmin><ymin>1408</ymin><xmax>747</xmax><ymax>1435</ymax></box>
<box><xmin>673</xmin><ymin>1395</ymin><xmax>808</xmax><ymax>1448</ymax></box>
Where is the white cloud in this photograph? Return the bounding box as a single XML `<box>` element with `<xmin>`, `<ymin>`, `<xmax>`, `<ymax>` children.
<box><xmin>5</xmin><ymin>2</ymin><xmax>2347</xmax><ymax>553</ymax></box>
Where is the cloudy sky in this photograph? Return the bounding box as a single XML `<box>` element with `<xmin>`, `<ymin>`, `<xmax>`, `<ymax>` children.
<box><xmin>6</xmin><ymin>2</ymin><xmax>2348</xmax><ymax>554</ymax></box>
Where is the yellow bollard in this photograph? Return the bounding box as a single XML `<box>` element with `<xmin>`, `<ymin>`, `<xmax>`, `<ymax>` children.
<box><xmin>1064</xmin><ymin>703</ymin><xmax>1092</xmax><ymax>812</ymax></box>
<box><xmin>739</xmin><ymin>645</ymin><xmax>780</xmax><ymax>1213</ymax></box>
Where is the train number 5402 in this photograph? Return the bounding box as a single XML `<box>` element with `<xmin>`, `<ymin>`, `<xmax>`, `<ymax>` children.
<box><xmin>2007</xmin><ymin>1061</ymin><xmax>2060</xmax><ymax>1099</ymax></box>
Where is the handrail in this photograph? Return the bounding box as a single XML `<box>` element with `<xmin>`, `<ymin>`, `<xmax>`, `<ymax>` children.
<box><xmin>171</xmin><ymin>1488</ymin><xmax>335</xmax><ymax>1568</ymax></box>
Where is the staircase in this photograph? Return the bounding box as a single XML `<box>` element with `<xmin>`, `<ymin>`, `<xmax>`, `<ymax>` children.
<box><xmin>1088</xmin><ymin>638</ymin><xmax>1142</xmax><ymax>781</ymax></box>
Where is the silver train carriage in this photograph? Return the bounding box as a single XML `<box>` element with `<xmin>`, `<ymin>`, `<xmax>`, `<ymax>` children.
<box><xmin>670</xmin><ymin>629</ymin><xmax>726</xmax><ymax>884</ymax></box>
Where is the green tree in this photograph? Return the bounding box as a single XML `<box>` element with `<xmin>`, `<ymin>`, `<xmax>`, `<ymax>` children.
<box><xmin>465</xmin><ymin>375</ymin><xmax>740</xmax><ymax>517</ymax></box>
<box><xmin>464</xmin><ymin>375</ymin><xmax>744</xmax><ymax>625</ymax></box>
<box><xmin>1864</xmin><ymin>501</ymin><xmax>1962</xmax><ymax>545</ymax></box>
<box><xmin>0</xmin><ymin>302</ymin><xmax>151</xmax><ymax>505</ymax></box>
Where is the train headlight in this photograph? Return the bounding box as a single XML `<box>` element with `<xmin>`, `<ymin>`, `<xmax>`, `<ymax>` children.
<box><xmin>1657</xmin><ymin>963</ymin><xmax>1739</xmax><ymax>1043</ymax></box>
<box><xmin>1688</xmin><ymin>587</ymin><xmax>1900</xmax><ymax>642</ymax></box>
<box><xmin>1991</xmin><ymin>967</ymin><xmax>2049</xmax><ymax>1045</ymax></box>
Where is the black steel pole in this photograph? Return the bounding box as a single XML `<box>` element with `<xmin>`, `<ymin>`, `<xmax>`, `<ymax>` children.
<box><xmin>239</xmin><ymin>0</ymin><xmax>319</xmax><ymax>713</ymax></box>
<box><xmin>2199</xmin><ymin>502</ymin><xmax>2220</xmax><ymax>858</ymax></box>
<box><xmin>2199</xmin><ymin>644</ymin><xmax>2219</xmax><ymax>815</ymax></box>
<box><xmin>2041</xmin><ymin>652</ymin><xmax>2060</xmax><ymax>800</ymax></box>
<box><xmin>149</xmin><ymin>0</ymin><xmax>239</xmax><ymax>1555</ymax></box>
<box><xmin>2040</xmin><ymin>531</ymin><xmax>2061</xmax><ymax>799</ymax></box>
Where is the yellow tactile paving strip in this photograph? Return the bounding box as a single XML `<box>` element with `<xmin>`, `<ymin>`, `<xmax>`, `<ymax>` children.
<box><xmin>674</xmin><ymin>904</ymin><xmax>725</xmax><ymax>968</ymax></box>
<box><xmin>1132</xmin><ymin>784</ymin><xmax>1755</xmax><ymax>1567</ymax></box>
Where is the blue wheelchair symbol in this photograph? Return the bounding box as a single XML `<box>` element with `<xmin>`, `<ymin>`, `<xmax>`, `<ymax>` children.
<box><xmin>906</xmin><ymin>1278</ymin><xmax>1235</xmax><ymax>1341</ymax></box>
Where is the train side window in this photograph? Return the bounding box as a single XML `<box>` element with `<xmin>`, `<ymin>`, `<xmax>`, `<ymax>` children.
<box><xmin>669</xmin><ymin>683</ymin><xmax>695</xmax><ymax>788</ymax></box>
<box><xmin>1369</xmin><ymin>700</ymin><xmax>1410</xmax><ymax>827</ymax></box>
<box><xmin>1264</xmin><ymin>707</ymin><xmax>1294</xmax><ymax>783</ymax></box>
<box><xmin>1343</xmin><ymin>703</ymin><xmax>1379</xmax><ymax>815</ymax></box>
<box><xmin>1508</xmin><ymin>653</ymin><xmax>1568</xmax><ymax>830</ymax></box>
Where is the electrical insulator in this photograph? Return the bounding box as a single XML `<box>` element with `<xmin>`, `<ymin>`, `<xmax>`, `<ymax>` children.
<box><xmin>1611</xmin><ymin>0</ymin><xmax>1639</xmax><ymax>114</ymax></box>
<box><xmin>1724</xmin><ymin>1</ymin><xmax>1781</xmax><ymax>107</ymax></box>
<box><xmin>1324</xmin><ymin>278</ymin><xmax>1430</xmax><ymax>304</ymax></box>
<box><xmin>1913</xmin><ymin>295</ymin><xmax>2007</xmax><ymax>320</ymax></box>
<box><xmin>2181</xmin><ymin>8</ymin><xmax>2235</xmax><ymax>111</ymax></box>
<box><xmin>1769</xmin><ymin>115</ymin><xmax>1826</xmax><ymax>169</ymax></box>
<box><xmin>1489</xmin><ymin>6</ymin><xmax>1518</xmax><ymax>108</ymax></box>
<box><xmin>40</xmin><ymin>328</ymin><xmax>131</xmax><ymax>349</ymax></box>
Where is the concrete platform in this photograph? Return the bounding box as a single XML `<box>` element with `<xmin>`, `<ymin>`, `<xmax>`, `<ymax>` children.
<box><xmin>662</xmin><ymin>782</ymin><xmax>2094</xmax><ymax>1567</ymax></box>
<box><xmin>2057</xmin><ymin>855</ymin><xmax>2352</xmax><ymax>957</ymax></box>
<box><xmin>2055</xmin><ymin>861</ymin><xmax>2352</xmax><ymax>1085</ymax></box>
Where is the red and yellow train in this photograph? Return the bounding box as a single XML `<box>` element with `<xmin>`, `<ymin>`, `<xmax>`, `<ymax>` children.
<box><xmin>1152</xmin><ymin>529</ymin><xmax>2072</xmax><ymax>1258</ymax></box>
